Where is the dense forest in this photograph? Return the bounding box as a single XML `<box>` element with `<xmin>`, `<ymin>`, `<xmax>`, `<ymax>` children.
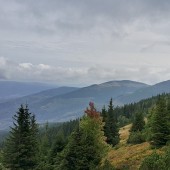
<box><xmin>0</xmin><ymin>93</ymin><xmax>170</xmax><ymax>169</ymax></box>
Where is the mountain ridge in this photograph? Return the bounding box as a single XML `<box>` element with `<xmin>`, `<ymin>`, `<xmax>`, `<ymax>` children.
<box><xmin>0</xmin><ymin>80</ymin><xmax>170</xmax><ymax>129</ymax></box>
<box><xmin>0</xmin><ymin>80</ymin><xmax>57</xmax><ymax>102</ymax></box>
<box><xmin>116</xmin><ymin>80</ymin><xmax>170</xmax><ymax>104</ymax></box>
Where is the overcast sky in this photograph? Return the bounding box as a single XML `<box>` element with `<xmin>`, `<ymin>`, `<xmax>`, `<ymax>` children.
<box><xmin>0</xmin><ymin>0</ymin><xmax>170</xmax><ymax>86</ymax></box>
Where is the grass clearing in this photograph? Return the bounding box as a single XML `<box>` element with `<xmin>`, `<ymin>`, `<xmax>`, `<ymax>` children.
<box><xmin>107</xmin><ymin>123</ymin><xmax>166</xmax><ymax>170</ymax></box>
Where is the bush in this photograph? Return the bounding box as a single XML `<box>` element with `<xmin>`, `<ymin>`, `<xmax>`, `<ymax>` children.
<box><xmin>98</xmin><ymin>160</ymin><xmax>115</xmax><ymax>170</ymax></box>
<box><xmin>163</xmin><ymin>147</ymin><xmax>170</xmax><ymax>168</ymax></box>
<box><xmin>127</xmin><ymin>131</ymin><xmax>145</xmax><ymax>144</ymax></box>
<box><xmin>0</xmin><ymin>163</ymin><xmax>6</xmax><ymax>170</ymax></box>
<box><xmin>139</xmin><ymin>152</ymin><xmax>168</xmax><ymax>170</ymax></box>
<box><xmin>117</xmin><ymin>115</ymin><xmax>130</xmax><ymax>127</ymax></box>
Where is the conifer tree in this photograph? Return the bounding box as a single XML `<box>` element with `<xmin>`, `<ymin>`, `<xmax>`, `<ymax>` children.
<box><xmin>151</xmin><ymin>96</ymin><xmax>170</xmax><ymax>147</ymax></box>
<box><xmin>127</xmin><ymin>112</ymin><xmax>145</xmax><ymax>144</ymax></box>
<box><xmin>101</xmin><ymin>105</ymin><xmax>107</xmax><ymax>122</ymax></box>
<box><xmin>36</xmin><ymin>122</ymin><xmax>51</xmax><ymax>170</ymax></box>
<box><xmin>166</xmin><ymin>98</ymin><xmax>170</xmax><ymax>141</ymax></box>
<box><xmin>57</xmin><ymin>102</ymin><xmax>108</xmax><ymax>170</ymax></box>
<box><xmin>49</xmin><ymin>130</ymin><xmax>66</xmax><ymax>166</ymax></box>
<box><xmin>104</xmin><ymin>98</ymin><xmax>119</xmax><ymax>146</ymax></box>
<box><xmin>3</xmin><ymin>104</ymin><xmax>38</xmax><ymax>170</ymax></box>
<box><xmin>131</xmin><ymin>112</ymin><xmax>145</xmax><ymax>132</ymax></box>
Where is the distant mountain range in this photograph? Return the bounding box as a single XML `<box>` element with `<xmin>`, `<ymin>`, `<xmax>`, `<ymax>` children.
<box><xmin>0</xmin><ymin>81</ymin><xmax>57</xmax><ymax>102</ymax></box>
<box><xmin>0</xmin><ymin>80</ymin><xmax>170</xmax><ymax>129</ymax></box>
<box><xmin>115</xmin><ymin>80</ymin><xmax>170</xmax><ymax>104</ymax></box>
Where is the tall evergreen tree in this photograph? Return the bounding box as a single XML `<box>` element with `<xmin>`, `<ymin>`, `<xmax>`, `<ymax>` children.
<box><xmin>56</xmin><ymin>102</ymin><xmax>108</xmax><ymax>170</ymax></box>
<box><xmin>49</xmin><ymin>130</ymin><xmax>66</xmax><ymax>167</ymax></box>
<box><xmin>3</xmin><ymin>104</ymin><xmax>38</xmax><ymax>170</ymax></box>
<box><xmin>36</xmin><ymin>122</ymin><xmax>52</xmax><ymax>170</ymax></box>
<box><xmin>127</xmin><ymin>112</ymin><xmax>145</xmax><ymax>144</ymax></box>
<box><xmin>131</xmin><ymin>112</ymin><xmax>145</xmax><ymax>132</ymax></box>
<box><xmin>104</xmin><ymin>98</ymin><xmax>119</xmax><ymax>146</ymax></box>
<box><xmin>151</xmin><ymin>96</ymin><xmax>170</xmax><ymax>147</ymax></box>
<box><xmin>166</xmin><ymin>98</ymin><xmax>170</xmax><ymax>142</ymax></box>
<box><xmin>101</xmin><ymin>105</ymin><xmax>107</xmax><ymax>122</ymax></box>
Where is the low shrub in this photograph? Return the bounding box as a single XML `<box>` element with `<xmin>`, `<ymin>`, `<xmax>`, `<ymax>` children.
<box><xmin>127</xmin><ymin>131</ymin><xmax>145</xmax><ymax>144</ymax></box>
<box><xmin>139</xmin><ymin>149</ymin><xmax>170</xmax><ymax>170</ymax></box>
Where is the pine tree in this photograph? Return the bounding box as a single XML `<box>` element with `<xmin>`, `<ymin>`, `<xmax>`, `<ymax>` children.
<box><xmin>104</xmin><ymin>98</ymin><xmax>119</xmax><ymax>146</ymax></box>
<box><xmin>57</xmin><ymin>102</ymin><xmax>108</xmax><ymax>170</ymax></box>
<box><xmin>30</xmin><ymin>114</ymin><xmax>39</xmax><ymax>166</ymax></box>
<box><xmin>36</xmin><ymin>122</ymin><xmax>52</xmax><ymax>170</ymax></box>
<box><xmin>131</xmin><ymin>112</ymin><xmax>145</xmax><ymax>132</ymax></box>
<box><xmin>127</xmin><ymin>112</ymin><xmax>145</xmax><ymax>144</ymax></box>
<box><xmin>151</xmin><ymin>96</ymin><xmax>170</xmax><ymax>147</ymax></box>
<box><xmin>49</xmin><ymin>130</ymin><xmax>66</xmax><ymax>166</ymax></box>
<box><xmin>3</xmin><ymin>104</ymin><xmax>38</xmax><ymax>170</ymax></box>
<box><xmin>101</xmin><ymin>105</ymin><xmax>107</xmax><ymax>122</ymax></box>
<box><xmin>166</xmin><ymin>98</ymin><xmax>170</xmax><ymax>142</ymax></box>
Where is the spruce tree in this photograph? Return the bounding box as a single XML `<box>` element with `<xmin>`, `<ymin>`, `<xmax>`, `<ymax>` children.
<box><xmin>49</xmin><ymin>130</ymin><xmax>66</xmax><ymax>166</ymax></box>
<box><xmin>101</xmin><ymin>105</ymin><xmax>107</xmax><ymax>122</ymax></box>
<box><xmin>104</xmin><ymin>98</ymin><xmax>119</xmax><ymax>146</ymax></box>
<box><xmin>36</xmin><ymin>122</ymin><xmax>51</xmax><ymax>170</ymax></box>
<box><xmin>3</xmin><ymin>104</ymin><xmax>38</xmax><ymax>170</ymax></box>
<box><xmin>131</xmin><ymin>112</ymin><xmax>145</xmax><ymax>132</ymax></box>
<box><xmin>151</xmin><ymin>96</ymin><xmax>170</xmax><ymax>147</ymax></box>
<box><xmin>57</xmin><ymin>102</ymin><xmax>108</xmax><ymax>170</ymax></box>
<box><xmin>127</xmin><ymin>112</ymin><xmax>145</xmax><ymax>144</ymax></box>
<box><xmin>166</xmin><ymin>98</ymin><xmax>170</xmax><ymax>142</ymax></box>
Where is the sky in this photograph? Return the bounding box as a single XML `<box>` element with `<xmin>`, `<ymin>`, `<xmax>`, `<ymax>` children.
<box><xmin>0</xmin><ymin>0</ymin><xmax>170</xmax><ymax>86</ymax></box>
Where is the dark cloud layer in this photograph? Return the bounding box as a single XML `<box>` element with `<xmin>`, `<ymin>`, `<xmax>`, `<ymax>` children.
<box><xmin>0</xmin><ymin>0</ymin><xmax>170</xmax><ymax>85</ymax></box>
<box><xmin>1</xmin><ymin>0</ymin><xmax>170</xmax><ymax>36</ymax></box>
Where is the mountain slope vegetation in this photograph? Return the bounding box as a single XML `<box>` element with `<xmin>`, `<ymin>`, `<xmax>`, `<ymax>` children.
<box><xmin>0</xmin><ymin>92</ymin><xmax>170</xmax><ymax>169</ymax></box>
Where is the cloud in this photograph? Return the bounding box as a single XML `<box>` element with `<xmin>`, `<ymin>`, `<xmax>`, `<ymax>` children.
<box><xmin>19</xmin><ymin>63</ymin><xmax>33</xmax><ymax>70</ymax></box>
<box><xmin>0</xmin><ymin>73</ymin><xmax>6</xmax><ymax>80</ymax></box>
<box><xmin>1</xmin><ymin>0</ymin><xmax>170</xmax><ymax>38</ymax></box>
<box><xmin>0</xmin><ymin>1</ymin><xmax>170</xmax><ymax>85</ymax></box>
<box><xmin>0</xmin><ymin>57</ymin><xmax>170</xmax><ymax>86</ymax></box>
<box><xmin>0</xmin><ymin>57</ymin><xmax>15</xmax><ymax>79</ymax></box>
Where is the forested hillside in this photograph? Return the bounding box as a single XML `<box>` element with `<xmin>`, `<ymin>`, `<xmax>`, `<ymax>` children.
<box><xmin>0</xmin><ymin>93</ymin><xmax>170</xmax><ymax>169</ymax></box>
<box><xmin>0</xmin><ymin>80</ymin><xmax>148</xmax><ymax>129</ymax></box>
<box><xmin>1</xmin><ymin>80</ymin><xmax>170</xmax><ymax>130</ymax></box>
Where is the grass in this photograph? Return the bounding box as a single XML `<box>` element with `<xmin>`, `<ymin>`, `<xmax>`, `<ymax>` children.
<box><xmin>107</xmin><ymin>123</ymin><xmax>166</xmax><ymax>170</ymax></box>
<box><xmin>119</xmin><ymin>124</ymin><xmax>132</xmax><ymax>146</ymax></box>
